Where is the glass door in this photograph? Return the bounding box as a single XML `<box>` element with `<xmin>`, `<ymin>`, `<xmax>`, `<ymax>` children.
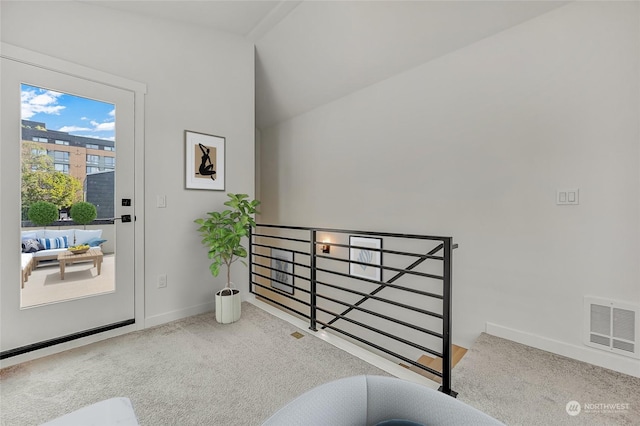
<box><xmin>1</xmin><ymin>56</ymin><xmax>136</xmax><ymax>356</ymax></box>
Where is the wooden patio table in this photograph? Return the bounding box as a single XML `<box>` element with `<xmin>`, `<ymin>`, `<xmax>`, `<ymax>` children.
<box><xmin>57</xmin><ymin>248</ymin><xmax>103</xmax><ymax>280</ymax></box>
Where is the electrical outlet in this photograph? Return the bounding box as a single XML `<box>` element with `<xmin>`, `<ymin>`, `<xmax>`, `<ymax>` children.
<box><xmin>158</xmin><ymin>273</ymin><xmax>167</xmax><ymax>289</ymax></box>
<box><xmin>157</xmin><ymin>195</ymin><xmax>167</xmax><ymax>208</ymax></box>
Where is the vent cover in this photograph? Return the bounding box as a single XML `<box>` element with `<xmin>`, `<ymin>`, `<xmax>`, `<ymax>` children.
<box><xmin>584</xmin><ymin>297</ymin><xmax>639</xmax><ymax>359</ymax></box>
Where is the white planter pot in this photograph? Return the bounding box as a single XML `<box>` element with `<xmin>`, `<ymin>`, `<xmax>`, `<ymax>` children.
<box><xmin>215</xmin><ymin>287</ymin><xmax>241</xmax><ymax>324</ymax></box>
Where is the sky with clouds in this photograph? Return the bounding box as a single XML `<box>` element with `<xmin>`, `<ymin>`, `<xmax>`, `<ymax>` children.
<box><xmin>21</xmin><ymin>84</ymin><xmax>116</xmax><ymax>142</ymax></box>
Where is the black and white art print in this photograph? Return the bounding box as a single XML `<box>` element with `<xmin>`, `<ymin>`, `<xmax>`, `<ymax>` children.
<box><xmin>185</xmin><ymin>130</ymin><xmax>225</xmax><ymax>190</ymax></box>
<box><xmin>349</xmin><ymin>236</ymin><xmax>382</xmax><ymax>281</ymax></box>
<box><xmin>271</xmin><ymin>248</ymin><xmax>294</xmax><ymax>295</ymax></box>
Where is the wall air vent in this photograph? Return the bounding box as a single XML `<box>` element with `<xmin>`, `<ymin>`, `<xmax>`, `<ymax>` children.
<box><xmin>584</xmin><ymin>297</ymin><xmax>639</xmax><ymax>359</ymax></box>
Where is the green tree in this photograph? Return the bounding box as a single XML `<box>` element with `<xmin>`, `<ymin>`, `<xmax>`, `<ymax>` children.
<box><xmin>21</xmin><ymin>141</ymin><xmax>53</xmax><ymax>174</ymax></box>
<box><xmin>70</xmin><ymin>201</ymin><xmax>97</xmax><ymax>229</ymax></box>
<box><xmin>28</xmin><ymin>201</ymin><xmax>59</xmax><ymax>227</ymax></box>
<box><xmin>21</xmin><ymin>142</ymin><xmax>83</xmax><ymax>213</ymax></box>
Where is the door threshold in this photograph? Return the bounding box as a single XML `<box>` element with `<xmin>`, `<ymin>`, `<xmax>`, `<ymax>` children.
<box><xmin>0</xmin><ymin>319</ymin><xmax>134</xmax><ymax>360</ymax></box>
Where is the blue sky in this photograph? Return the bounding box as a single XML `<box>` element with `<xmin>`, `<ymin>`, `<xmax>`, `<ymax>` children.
<box><xmin>21</xmin><ymin>84</ymin><xmax>115</xmax><ymax>142</ymax></box>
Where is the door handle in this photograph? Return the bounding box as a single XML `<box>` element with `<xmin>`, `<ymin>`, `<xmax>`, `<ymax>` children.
<box><xmin>113</xmin><ymin>215</ymin><xmax>133</xmax><ymax>223</ymax></box>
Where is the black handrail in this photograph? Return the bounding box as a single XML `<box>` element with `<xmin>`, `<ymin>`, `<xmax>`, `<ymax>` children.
<box><xmin>322</xmin><ymin>243</ymin><xmax>447</xmax><ymax>330</ymax></box>
<box><xmin>249</xmin><ymin>224</ymin><xmax>457</xmax><ymax>396</ymax></box>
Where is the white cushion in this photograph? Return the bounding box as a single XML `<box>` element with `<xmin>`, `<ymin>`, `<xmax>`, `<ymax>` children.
<box><xmin>21</xmin><ymin>253</ymin><xmax>33</xmax><ymax>268</ymax></box>
<box><xmin>22</xmin><ymin>230</ymin><xmax>46</xmax><ymax>239</ymax></box>
<box><xmin>33</xmin><ymin>246</ymin><xmax>101</xmax><ymax>257</ymax></box>
<box><xmin>21</xmin><ymin>231</ymin><xmax>37</xmax><ymax>240</ymax></box>
<box><xmin>33</xmin><ymin>248</ymin><xmax>68</xmax><ymax>258</ymax></box>
<box><xmin>75</xmin><ymin>229</ymin><xmax>102</xmax><ymax>245</ymax></box>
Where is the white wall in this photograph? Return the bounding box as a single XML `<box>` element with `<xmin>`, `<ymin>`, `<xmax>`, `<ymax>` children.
<box><xmin>1</xmin><ymin>2</ymin><xmax>255</xmax><ymax>326</ymax></box>
<box><xmin>260</xmin><ymin>2</ymin><xmax>639</xmax><ymax>374</ymax></box>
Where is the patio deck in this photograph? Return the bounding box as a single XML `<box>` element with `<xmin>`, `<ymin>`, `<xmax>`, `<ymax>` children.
<box><xmin>20</xmin><ymin>254</ymin><xmax>115</xmax><ymax>308</ymax></box>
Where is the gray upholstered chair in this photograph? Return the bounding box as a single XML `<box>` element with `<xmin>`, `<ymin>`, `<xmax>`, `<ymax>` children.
<box><xmin>262</xmin><ymin>375</ymin><xmax>504</xmax><ymax>426</ymax></box>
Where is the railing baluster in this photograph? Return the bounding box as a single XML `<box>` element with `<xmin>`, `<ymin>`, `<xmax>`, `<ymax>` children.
<box><xmin>248</xmin><ymin>227</ymin><xmax>253</xmax><ymax>294</ymax></box>
<box><xmin>309</xmin><ymin>229</ymin><xmax>317</xmax><ymax>331</ymax></box>
<box><xmin>438</xmin><ymin>237</ymin><xmax>456</xmax><ymax>397</ymax></box>
<box><xmin>249</xmin><ymin>224</ymin><xmax>456</xmax><ymax>396</ymax></box>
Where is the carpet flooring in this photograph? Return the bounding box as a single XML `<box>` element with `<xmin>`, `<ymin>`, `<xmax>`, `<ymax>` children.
<box><xmin>453</xmin><ymin>333</ymin><xmax>640</xmax><ymax>426</ymax></box>
<box><xmin>0</xmin><ymin>302</ymin><xmax>390</xmax><ymax>425</ymax></box>
<box><xmin>2</xmin><ymin>306</ymin><xmax>638</xmax><ymax>425</ymax></box>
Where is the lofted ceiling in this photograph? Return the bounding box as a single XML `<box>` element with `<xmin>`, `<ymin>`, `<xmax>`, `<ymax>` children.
<box><xmin>84</xmin><ymin>1</ymin><xmax>569</xmax><ymax>130</ymax></box>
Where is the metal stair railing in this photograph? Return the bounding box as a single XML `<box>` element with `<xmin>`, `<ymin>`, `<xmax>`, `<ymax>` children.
<box><xmin>249</xmin><ymin>224</ymin><xmax>458</xmax><ymax>396</ymax></box>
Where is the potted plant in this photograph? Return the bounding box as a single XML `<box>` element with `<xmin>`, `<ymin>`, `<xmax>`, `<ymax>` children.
<box><xmin>69</xmin><ymin>201</ymin><xmax>97</xmax><ymax>229</ymax></box>
<box><xmin>27</xmin><ymin>201</ymin><xmax>59</xmax><ymax>228</ymax></box>
<box><xmin>195</xmin><ymin>193</ymin><xmax>260</xmax><ymax>324</ymax></box>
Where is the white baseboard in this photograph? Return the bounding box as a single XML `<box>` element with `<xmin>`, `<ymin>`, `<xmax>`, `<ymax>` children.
<box><xmin>144</xmin><ymin>302</ymin><xmax>215</xmax><ymax>328</ymax></box>
<box><xmin>2</xmin><ymin>303</ymin><xmax>215</xmax><ymax>368</ymax></box>
<box><xmin>485</xmin><ymin>322</ymin><xmax>640</xmax><ymax>378</ymax></box>
<box><xmin>246</xmin><ymin>295</ymin><xmax>440</xmax><ymax>389</ymax></box>
<box><xmin>0</xmin><ymin>324</ymin><xmax>138</xmax><ymax>369</ymax></box>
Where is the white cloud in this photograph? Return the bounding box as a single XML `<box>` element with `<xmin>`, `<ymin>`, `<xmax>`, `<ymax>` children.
<box><xmin>108</xmin><ymin>109</ymin><xmax>115</xmax><ymax>117</ymax></box>
<box><xmin>21</xmin><ymin>89</ymin><xmax>65</xmax><ymax>119</ymax></box>
<box><xmin>82</xmin><ymin>120</ymin><xmax>115</xmax><ymax>133</ymax></box>
<box><xmin>94</xmin><ymin>122</ymin><xmax>115</xmax><ymax>132</ymax></box>
<box><xmin>58</xmin><ymin>126</ymin><xmax>91</xmax><ymax>133</ymax></box>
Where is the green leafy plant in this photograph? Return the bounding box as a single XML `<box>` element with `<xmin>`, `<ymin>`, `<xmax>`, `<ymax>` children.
<box><xmin>27</xmin><ymin>201</ymin><xmax>59</xmax><ymax>227</ymax></box>
<box><xmin>70</xmin><ymin>201</ymin><xmax>97</xmax><ymax>229</ymax></box>
<box><xmin>194</xmin><ymin>193</ymin><xmax>260</xmax><ymax>286</ymax></box>
<box><xmin>21</xmin><ymin>142</ymin><xmax>83</xmax><ymax>211</ymax></box>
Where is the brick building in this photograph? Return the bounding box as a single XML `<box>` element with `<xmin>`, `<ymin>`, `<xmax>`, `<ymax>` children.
<box><xmin>21</xmin><ymin>119</ymin><xmax>115</xmax><ymax>183</ymax></box>
<box><xmin>21</xmin><ymin>120</ymin><xmax>116</xmax><ymax>219</ymax></box>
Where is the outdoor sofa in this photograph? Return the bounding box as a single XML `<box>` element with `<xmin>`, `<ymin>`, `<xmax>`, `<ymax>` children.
<box><xmin>20</xmin><ymin>228</ymin><xmax>105</xmax><ymax>286</ymax></box>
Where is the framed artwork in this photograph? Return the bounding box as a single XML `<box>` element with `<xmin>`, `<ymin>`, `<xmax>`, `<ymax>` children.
<box><xmin>271</xmin><ymin>248</ymin><xmax>294</xmax><ymax>295</ymax></box>
<box><xmin>349</xmin><ymin>236</ymin><xmax>382</xmax><ymax>281</ymax></box>
<box><xmin>185</xmin><ymin>130</ymin><xmax>225</xmax><ymax>190</ymax></box>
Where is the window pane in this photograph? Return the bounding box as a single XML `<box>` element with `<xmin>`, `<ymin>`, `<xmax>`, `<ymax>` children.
<box><xmin>54</xmin><ymin>163</ymin><xmax>69</xmax><ymax>173</ymax></box>
<box><xmin>51</xmin><ymin>151</ymin><xmax>69</xmax><ymax>162</ymax></box>
<box><xmin>21</xmin><ymin>84</ymin><xmax>115</xmax><ymax>220</ymax></box>
<box><xmin>20</xmin><ymin>82</ymin><xmax>117</xmax><ymax>307</ymax></box>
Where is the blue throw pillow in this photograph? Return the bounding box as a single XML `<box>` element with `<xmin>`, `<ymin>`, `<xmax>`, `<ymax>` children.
<box><xmin>38</xmin><ymin>236</ymin><xmax>68</xmax><ymax>250</ymax></box>
<box><xmin>86</xmin><ymin>237</ymin><xmax>107</xmax><ymax>247</ymax></box>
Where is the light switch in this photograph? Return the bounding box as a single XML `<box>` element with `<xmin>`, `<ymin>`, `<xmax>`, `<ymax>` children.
<box><xmin>157</xmin><ymin>195</ymin><xmax>167</xmax><ymax>208</ymax></box>
<box><xmin>557</xmin><ymin>189</ymin><xmax>579</xmax><ymax>205</ymax></box>
<box><xmin>558</xmin><ymin>191</ymin><xmax>567</xmax><ymax>203</ymax></box>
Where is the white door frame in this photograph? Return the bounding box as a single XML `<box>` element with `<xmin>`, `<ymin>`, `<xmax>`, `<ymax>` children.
<box><xmin>0</xmin><ymin>43</ymin><xmax>146</xmax><ymax>367</ymax></box>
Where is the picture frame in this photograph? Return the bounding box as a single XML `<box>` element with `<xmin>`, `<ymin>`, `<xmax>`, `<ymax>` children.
<box><xmin>185</xmin><ymin>130</ymin><xmax>225</xmax><ymax>190</ymax></box>
<box><xmin>349</xmin><ymin>236</ymin><xmax>383</xmax><ymax>281</ymax></box>
<box><xmin>271</xmin><ymin>248</ymin><xmax>294</xmax><ymax>295</ymax></box>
